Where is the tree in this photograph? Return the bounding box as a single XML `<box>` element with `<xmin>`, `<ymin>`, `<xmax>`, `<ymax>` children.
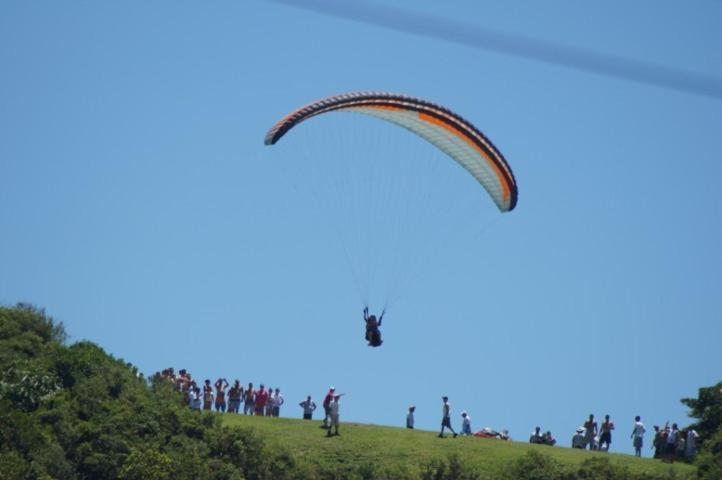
<box><xmin>681</xmin><ymin>381</ymin><xmax>722</xmax><ymax>447</ymax></box>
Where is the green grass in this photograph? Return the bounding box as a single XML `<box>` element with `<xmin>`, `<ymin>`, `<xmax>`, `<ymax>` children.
<box><xmin>221</xmin><ymin>414</ymin><xmax>694</xmax><ymax>478</ymax></box>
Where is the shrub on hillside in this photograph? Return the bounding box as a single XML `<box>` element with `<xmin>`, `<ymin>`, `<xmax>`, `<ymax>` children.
<box><xmin>420</xmin><ymin>454</ymin><xmax>481</xmax><ymax>480</ymax></box>
<box><xmin>695</xmin><ymin>428</ymin><xmax>722</xmax><ymax>480</ymax></box>
<box><xmin>504</xmin><ymin>450</ymin><xmax>566</xmax><ymax>480</ymax></box>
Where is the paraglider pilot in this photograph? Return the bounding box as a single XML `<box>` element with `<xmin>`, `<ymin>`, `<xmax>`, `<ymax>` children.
<box><xmin>363</xmin><ymin>306</ymin><xmax>384</xmax><ymax>347</ymax></box>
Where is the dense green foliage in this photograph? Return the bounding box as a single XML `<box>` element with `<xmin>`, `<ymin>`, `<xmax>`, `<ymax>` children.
<box><xmin>0</xmin><ymin>304</ymin><xmax>714</xmax><ymax>479</ymax></box>
<box><xmin>0</xmin><ymin>304</ymin><xmax>299</xmax><ymax>480</ymax></box>
<box><xmin>681</xmin><ymin>382</ymin><xmax>722</xmax><ymax>447</ymax></box>
<box><xmin>682</xmin><ymin>382</ymin><xmax>722</xmax><ymax>480</ymax></box>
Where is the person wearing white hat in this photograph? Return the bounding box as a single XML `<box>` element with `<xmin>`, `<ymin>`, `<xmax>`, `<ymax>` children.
<box><xmin>572</xmin><ymin>427</ymin><xmax>586</xmax><ymax>449</ymax></box>
<box><xmin>460</xmin><ymin>412</ymin><xmax>472</xmax><ymax>435</ymax></box>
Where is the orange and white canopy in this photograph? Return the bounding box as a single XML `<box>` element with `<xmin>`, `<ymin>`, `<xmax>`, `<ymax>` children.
<box><xmin>264</xmin><ymin>92</ymin><xmax>517</xmax><ymax>212</ymax></box>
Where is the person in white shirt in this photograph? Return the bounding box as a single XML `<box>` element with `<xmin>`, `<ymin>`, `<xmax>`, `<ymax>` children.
<box><xmin>631</xmin><ymin>416</ymin><xmax>646</xmax><ymax>457</ymax></box>
<box><xmin>666</xmin><ymin>424</ymin><xmax>679</xmax><ymax>458</ymax></box>
<box><xmin>189</xmin><ymin>386</ymin><xmax>202</xmax><ymax>410</ymax></box>
<box><xmin>272</xmin><ymin>388</ymin><xmax>284</xmax><ymax>417</ymax></box>
<box><xmin>460</xmin><ymin>412</ymin><xmax>472</xmax><ymax>435</ymax></box>
<box><xmin>406</xmin><ymin>405</ymin><xmax>415</xmax><ymax>429</ymax></box>
<box><xmin>685</xmin><ymin>429</ymin><xmax>699</xmax><ymax>460</ymax></box>
<box><xmin>327</xmin><ymin>395</ymin><xmax>341</xmax><ymax>436</ymax></box>
<box><xmin>299</xmin><ymin>395</ymin><xmax>317</xmax><ymax>420</ymax></box>
<box><xmin>438</xmin><ymin>396</ymin><xmax>457</xmax><ymax>438</ymax></box>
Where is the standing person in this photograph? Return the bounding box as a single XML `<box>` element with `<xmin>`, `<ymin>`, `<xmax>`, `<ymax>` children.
<box><xmin>684</xmin><ymin>428</ymin><xmax>699</xmax><ymax>461</ymax></box>
<box><xmin>228</xmin><ymin>380</ymin><xmax>243</xmax><ymax>414</ymax></box>
<box><xmin>243</xmin><ymin>383</ymin><xmax>255</xmax><ymax>415</ymax></box>
<box><xmin>182</xmin><ymin>373</ymin><xmax>194</xmax><ymax>406</ymax></box>
<box><xmin>299</xmin><ymin>395</ymin><xmax>317</xmax><ymax>420</ymax></box>
<box><xmin>214</xmin><ymin>378</ymin><xmax>229</xmax><ymax>413</ymax></box>
<box><xmin>675</xmin><ymin>430</ymin><xmax>687</xmax><ymax>461</ymax></box>
<box><xmin>203</xmin><ymin>379</ymin><xmax>214</xmax><ymax>411</ymax></box>
<box><xmin>189</xmin><ymin>386</ymin><xmax>202</xmax><ymax>410</ymax></box>
<box><xmin>631</xmin><ymin>416</ymin><xmax>646</xmax><ymax>457</ymax></box>
<box><xmin>583</xmin><ymin>414</ymin><xmax>598</xmax><ymax>450</ymax></box>
<box><xmin>265</xmin><ymin>387</ymin><xmax>274</xmax><ymax>416</ymax></box>
<box><xmin>652</xmin><ymin>425</ymin><xmax>664</xmax><ymax>458</ymax></box>
<box><xmin>254</xmin><ymin>384</ymin><xmax>268</xmax><ymax>416</ymax></box>
<box><xmin>322</xmin><ymin>387</ymin><xmax>335</xmax><ymax>428</ymax></box>
<box><xmin>460</xmin><ymin>412</ymin><xmax>472</xmax><ymax>436</ymax></box>
<box><xmin>326</xmin><ymin>395</ymin><xmax>341</xmax><ymax>436</ymax></box>
<box><xmin>599</xmin><ymin>414</ymin><xmax>614</xmax><ymax>452</ymax></box>
<box><xmin>175</xmin><ymin>369</ymin><xmax>186</xmax><ymax>392</ymax></box>
<box><xmin>272</xmin><ymin>388</ymin><xmax>284</xmax><ymax>417</ymax></box>
<box><xmin>438</xmin><ymin>396</ymin><xmax>458</xmax><ymax>438</ymax></box>
<box><xmin>666</xmin><ymin>424</ymin><xmax>679</xmax><ymax>462</ymax></box>
<box><xmin>406</xmin><ymin>406</ymin><xmax>416</xmax><ymax>429</ymax></box>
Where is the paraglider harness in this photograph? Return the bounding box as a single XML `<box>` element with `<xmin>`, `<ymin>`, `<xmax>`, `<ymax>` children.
<box><xmin>364</xmin><ymin>306</ymin><xmax>384</xmax><ymax>347</ymax></box>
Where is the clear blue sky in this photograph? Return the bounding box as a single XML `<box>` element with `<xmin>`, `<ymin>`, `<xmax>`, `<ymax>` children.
<box><xmin>1</xmin><ymin>0</ymin><xmax>721</xmax><ymax>455</ymax></box>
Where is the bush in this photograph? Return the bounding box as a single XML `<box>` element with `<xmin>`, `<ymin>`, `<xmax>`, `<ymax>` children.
<box><xmin>0</xmin><ymin>451</ymin><xmax>29</xmax><ymax>480</ymax></box>
<box><xmin>420</xmin><ymin>454</ymin><xmax>481</xmax><ymax>480</ymax></box>
<box><xmin>695</xmin><ymin>428</ymin><xmax>722</xmax><ymax>480</ymax></box>
<box><xmin>504</xmin><ymin>450</ymin><xmax>565</xmax><ymax>480</ymax></box>
<box><xmin>117</xmin><ymin>447</ymin><xmax>172</xmax><ymax>480</ymax></box>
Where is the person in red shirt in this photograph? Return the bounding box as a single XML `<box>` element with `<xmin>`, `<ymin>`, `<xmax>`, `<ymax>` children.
<box><xmin>322</xmin><ymin>387</ymin><xmax>335</xmax><ymax>428</ymax></box>
<box><xmin>254</xmin><ymin>384</ymin><xmax>268</xmax><ymax>416</ymax></box>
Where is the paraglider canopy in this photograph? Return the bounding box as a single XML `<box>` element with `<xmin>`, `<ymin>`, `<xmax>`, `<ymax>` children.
<box><xmin>265</xmin><ymin>91</ymin><xmax>517</xmax><ymax>212</ymax></box>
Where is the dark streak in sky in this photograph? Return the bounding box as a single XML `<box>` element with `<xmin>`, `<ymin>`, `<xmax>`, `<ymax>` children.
<box><xmin>272</xmin><ymin>0</ymin><xmax>722</xmax><ymax>100</ymax></box>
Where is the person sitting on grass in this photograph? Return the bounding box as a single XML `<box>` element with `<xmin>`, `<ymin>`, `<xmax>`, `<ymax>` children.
<box><xmin>572</xmin><ymin>427</ymin><xmax>586</xmax><ymax>449</ymax></box>
<box><xmin>542</xmin><ymin>430</ymin><xmax>557</xmax><ymax>446</ymax></box>
<box><xmin>530</xmin><ymin>426</ymin><xmax>544</xmax><ymax>444</ymax></box>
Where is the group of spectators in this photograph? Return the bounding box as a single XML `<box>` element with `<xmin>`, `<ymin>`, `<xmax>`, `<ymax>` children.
<box><xmin>534</xmin><ymin>413</ymin><xmax>699</xmax><ymax>462</ymax></box>
<box><xmin>568</xmin><ymin>414</ymin><xmax>615</xmax><ymax>452</ymax></box>
<box><xmin>156</xmin><ymin>369</ymin><xmax>343</xmax><ymax>436</ymax></box>
<box><xmin>155</xmin><ymin>370</ymin><xmax>699</xmax><ymax>460</ymax></box>
<box><xmin>529</xmin><ymin>426</ymin><xmax>557</xmax><ymax>446</ymax></box>
<box><xmin>158</xmin><ymin>368</ymin><xmax>285</xmax><ymax>416</ymax></box>
<box><xmin>651</xmin><ymin>422</ymin><xmax>699</xmax><ymax>463</ymax></box>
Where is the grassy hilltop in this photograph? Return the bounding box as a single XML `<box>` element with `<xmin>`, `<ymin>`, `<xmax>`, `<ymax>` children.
<box><xmin>1</xmin><ymin>304</ymin><xmax>712</xmax><ymax>480</ymax></box>
<box><xmin>222</xmin><ymin>414</ymin><xmax>694</xmax><ymax>479</ymax></box>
